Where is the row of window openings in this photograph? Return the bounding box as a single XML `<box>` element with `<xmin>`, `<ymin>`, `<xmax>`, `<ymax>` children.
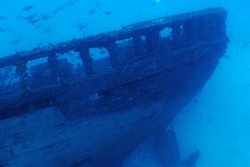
<box><xmin>0</xmin><ymin>26</ymin><xmax>180</xmax><ymax>85</ymax></box>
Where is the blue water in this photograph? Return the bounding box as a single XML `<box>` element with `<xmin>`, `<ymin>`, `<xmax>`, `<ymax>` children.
<box><xmin>0</xmin><ymin>0</ymin><xmax>250</xmax><ymax>166</ymax></box>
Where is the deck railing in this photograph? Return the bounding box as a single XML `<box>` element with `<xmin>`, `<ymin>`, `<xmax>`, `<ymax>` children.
<box><xmin>0</xmin><ymin>7</ymin><xmax>227</xmax><ymax>118</ymax></box>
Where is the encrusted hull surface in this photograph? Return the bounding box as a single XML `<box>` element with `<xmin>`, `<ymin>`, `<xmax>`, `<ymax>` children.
<box><xmin>0</xmin><ymin>8</ymin><xmax>228</xmax><ymax>167</ymax></box>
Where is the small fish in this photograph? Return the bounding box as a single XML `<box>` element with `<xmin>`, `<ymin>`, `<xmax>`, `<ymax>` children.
<box><xmin>96</xmin><ymin>2</ymin><xmax>101</xmax><ymax>8</ymax></box>
<box><xmin>27</xmin><ymin>18</ymin><xmax>40</xmax><ymax>25</ymax></box>
<box><xmin>25</xmin><ymin>14</ymin><xmax>38</xmax><ymax>20</ymax></box>
<box><xmin>23</xmin><ymin>5</ymin><xmax>35</xmax><ymax>11</ymax></box>
<box><xmin>88</xmin><ymin>9</ymin><xmax>96</xmax><ymax>15</ymax></box>
<box><xmin>24</xmin><ymin>14</ymin><xmax>40</xmax><ymax>25</ymax></box>
<box><xmin>105</xmin><ymin>11</ymin><xmax>112</xmax><ymax>15</ymax></box>
<box><xmin>88</xmin><ymin>2</ymin><xmax>101</xmax><ymax>15</ymax></box>
<box><xmin>78</xmin><ymin>23</ymin><xmax>88</xmax><ymax>31</ymax></box>
<box><xmin>11</xmin><ymin>39</ymin><xmax>21</xmax><ymax>45</ymax></box>
<box><xmin>52</xmin><ymin>5</ymin><xmax>65</xmax><ymax>14</ymax></box>
<box><xmin>41</xmin><ymin>15</ymin><xmax>53</xmax><ymax>20</ymax></box>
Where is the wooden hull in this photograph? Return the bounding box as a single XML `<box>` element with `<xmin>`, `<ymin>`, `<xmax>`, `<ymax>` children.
<box><xmin>0</xmin><ymin>101</ymin><xmax>178</xmax><ymax>167</ymax></box>
<box><xmin>0</xmin><ymin>44</ymin><xmax>225</xmax><ymax>166</ymax></box>
<box><xmin>0</xmin><ymin>8</ymin><xmax>228</xmax><ymax>167</ymax></box>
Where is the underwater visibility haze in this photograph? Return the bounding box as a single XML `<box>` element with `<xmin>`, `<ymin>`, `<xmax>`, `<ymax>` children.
<box><xmin>0</xmin><ymin>0</ymin><xmax>250</xmax><ymax>167</ymax></box>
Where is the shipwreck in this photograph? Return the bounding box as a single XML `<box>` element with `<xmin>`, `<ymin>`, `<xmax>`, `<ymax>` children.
<box><xmin>0</xmin><ymin>8</ymin><xmax>228</xmax><ymax>167</ymax></box>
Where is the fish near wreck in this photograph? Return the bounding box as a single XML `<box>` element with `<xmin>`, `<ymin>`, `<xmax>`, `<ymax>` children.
<box><xmin>0</xmin><ymin>8</ymin><xmax>228</xmax><ymax>167</ymax></box>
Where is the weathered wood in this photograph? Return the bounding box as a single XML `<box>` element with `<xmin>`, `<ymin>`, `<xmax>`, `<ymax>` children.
<box><xmin>79</xmin><ymin>48</ymin><xmax>93</xmax><ymax>75</ymax></box>
<box><xmin>104</xmin><ymin>41</ymin><xmax>119</xmax><ymax>70</ymax></box>
<box><xmin>15</xmin><ymin>60</ymin><xmax>28</xmax><ymax>92</ymax></box>
<box><xmin>0</xmin><ymin>8</ymin><xmax>226</xmax><ymax>68</ymax></box>
<box><xmin>48</xmin><ymin>54</ymin><xmax>59</xmax><ymax>83</ymax></box>
<box><xmin>0</xmin><ymin>8</ymin><xmax>228</xmax><ymax>116</ymax></box>
<box><xmin>0</xmin><ymin>38</ymin><xmax>227</xmax><ymax>119</ymax></box>
<box><xmin>0</xmin><ymin>7</ymin><xmax>228</xmax><ymax>167</ymax></box>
